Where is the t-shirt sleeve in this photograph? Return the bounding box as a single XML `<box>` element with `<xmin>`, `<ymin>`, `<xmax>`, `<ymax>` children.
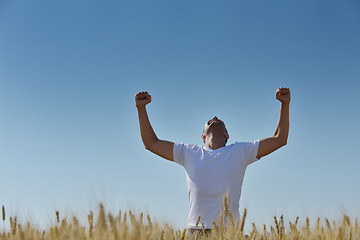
<box><xmin>173</xmin><ymin>143</ymin><xmax>188</xmax><ymax>166</ymax></box>
<box><xmin>241</xmin><ymin>140</ymin><xmax>260</xmax><ymax>166</ymax></box>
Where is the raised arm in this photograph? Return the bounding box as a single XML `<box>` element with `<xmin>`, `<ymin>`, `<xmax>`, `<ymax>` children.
<box><xmin>135</xmin><ymin>91</ymin><xmax>174</xmax><ymax>161</ymax></box>
<box><xmin>256</xmin><ymin>87</ymin><xmax>290</xmax><ymax>159</ymax></box>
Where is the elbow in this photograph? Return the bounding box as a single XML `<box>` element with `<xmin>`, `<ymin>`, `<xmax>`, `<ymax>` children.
<box><xmin>280</xmin><ymin>140</ymin><xmax>287</xmax><ymax>147</ymax></box>
<box><xmin>144</xmin><ymin>144</ymin><xmax>153</xmax><ymax>151</ymax></box>
<box><xmin>274</xmin><ymin>136</ymin><xmax>287</xmax><ymax>147</ymax></box>
<box><xmin>144</xmin><ymin>139</ymin><xmax>158</xmax><ymax>151</ymax></box>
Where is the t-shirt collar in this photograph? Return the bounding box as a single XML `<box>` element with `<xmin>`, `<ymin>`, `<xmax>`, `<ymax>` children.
<box><xmin>203</xmin><ymin>145</ymin><xmax>226</xmax><ymax>151</ymax></box>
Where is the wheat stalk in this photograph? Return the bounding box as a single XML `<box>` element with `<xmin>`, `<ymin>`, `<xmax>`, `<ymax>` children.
<box><xmin>56</xmin><ymin>211</ymin><xmax>60</xmax><ymax>224</ymax></box>
<box><xmin>240</xmin><ymin>208</ymin><xmax>247</xmax><ymax>233</ymax></box>
<box><xmin>2</xmin><ymin>205</ymin><xmax>5</xmax><ymax>221</ymax></box>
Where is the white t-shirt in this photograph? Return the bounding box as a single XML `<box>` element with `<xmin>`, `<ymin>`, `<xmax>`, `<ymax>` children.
<box><xmin>173</xmin><ymin>141</ymin><xmax>260</xmax><ymax>229</ymax></box>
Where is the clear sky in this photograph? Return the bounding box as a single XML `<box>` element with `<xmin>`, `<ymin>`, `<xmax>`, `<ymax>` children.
<box><xmin>1</xmin><ymin>0</ymin><xmax>360</xmax><ymax>231</ymax></box>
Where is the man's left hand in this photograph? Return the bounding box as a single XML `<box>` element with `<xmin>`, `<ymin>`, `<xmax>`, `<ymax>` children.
<box><xmin>275</xmin><ymin>87</ymin><xmax>291</xmax><ymax>104</ymax></box>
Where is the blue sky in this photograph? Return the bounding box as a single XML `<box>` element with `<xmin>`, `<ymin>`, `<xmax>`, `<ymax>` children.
<box><xmin>0</xmin><ymin>0</ymin><xmax>359</xmax><ymax>231</ymax></box>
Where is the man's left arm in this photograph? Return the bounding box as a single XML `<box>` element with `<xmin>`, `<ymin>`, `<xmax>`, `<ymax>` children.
<box><xmin>256</xmin><ymin>87</ymin><xmax>290</xmax><ymax>159</ymax></box>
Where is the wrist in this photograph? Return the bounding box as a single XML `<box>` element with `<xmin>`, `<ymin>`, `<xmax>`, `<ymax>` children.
<box><xmin>136</xmin><ymin>105</ymin><xmax>147</xmax><ymax>110</ymax></box>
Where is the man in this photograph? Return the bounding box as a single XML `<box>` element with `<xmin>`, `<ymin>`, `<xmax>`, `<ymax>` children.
<box><xmin>135</xmin><ymin>87</ymin><xmax>290</xmax><ymax>231</ymax></box>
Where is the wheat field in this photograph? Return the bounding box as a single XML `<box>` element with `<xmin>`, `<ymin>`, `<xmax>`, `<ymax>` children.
<box><xmin>1</xmin><ymin>202</ymin><xmax>359</xmax><ymax>240</ymax></box>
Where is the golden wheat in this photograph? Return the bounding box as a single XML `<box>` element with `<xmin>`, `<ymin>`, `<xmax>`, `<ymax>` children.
<box><xmin>0</xmin><ymin>204</ymin><xmax>359</xmax><ymax>239</ymax></box>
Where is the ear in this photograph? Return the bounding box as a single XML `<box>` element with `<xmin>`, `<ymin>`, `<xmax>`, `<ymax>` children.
<box><xmin>225</xmin><ymin>133</ymin><xmax>229</xmax><ymax>139</ymax></box>
<box><xmin>201</xmin><ymin>133</ymin><xmax>205</xmax><ymax>140</ymax></box>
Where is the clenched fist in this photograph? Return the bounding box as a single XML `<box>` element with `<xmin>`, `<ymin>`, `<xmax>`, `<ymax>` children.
<box><xmin>135</xmin><ymin>91</ymin><xmax>151</xmax><ymax>108</ymax></box>
<box><xmin>275</xmin><ymin>87</ymin><xmax>291</xmax><ymax>104</ymax></box>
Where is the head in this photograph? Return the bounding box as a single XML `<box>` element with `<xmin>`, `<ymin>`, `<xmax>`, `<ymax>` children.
<box><xmin>201</xmin><ymin>116</ymin><xmax>229</xmax><ymax>148</ymax></box>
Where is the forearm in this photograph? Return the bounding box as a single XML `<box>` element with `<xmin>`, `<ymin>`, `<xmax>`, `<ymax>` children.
<box><xmin>273</xmin><ymin>102</ymin><xmax>289</xmax><ymax>144</ymax></box>
<box><xmin>137</xmin><ymin>106</ymin><xmax>159</xmax><ymax>149</ymax></box>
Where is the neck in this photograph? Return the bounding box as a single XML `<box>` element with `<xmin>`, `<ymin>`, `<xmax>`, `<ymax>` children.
<box><xmin>205</xmin><ymin>135</ymin><xmax>225</xmax><ymax>150</ymax></box>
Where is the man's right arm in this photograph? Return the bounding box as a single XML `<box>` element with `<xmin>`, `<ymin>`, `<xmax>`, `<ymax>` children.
<box><xmin>135</xmin><ymin>91</ymin><xmax>174</xmax><ymax>161</ymax></box>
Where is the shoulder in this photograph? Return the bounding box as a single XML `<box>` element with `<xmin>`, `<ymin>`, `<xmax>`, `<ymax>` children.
<box><xmin>226</xmin><ymin>142</ymin><xmax>243</xmax><ymax>150</ymax></box>
<box><xmin>174</xmin><ymin>143</ymin><xmax>202</xmax><ymax>152</ymax></box>
<box><xmin>173</xmin><ymin>143</ymin><xmax>202</xmax><ymax>166</ymax></box>
<box><xmin>233</xmin><ymin>140</ymin><xmax>260</xmax><ymax>146</ymax></box>
<box><xmin>230</xmin><ymin>141</ymin><xmax>260</xmax><ymax>151</ymax></box>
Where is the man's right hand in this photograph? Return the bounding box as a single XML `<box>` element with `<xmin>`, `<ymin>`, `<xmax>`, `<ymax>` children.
<box><xmin>135</xmin><ymin>91</ymin><xmax>175</xmax><ymax>161</ymax></box>
<box><xmin>135</xmin><ymin>91</ymin><xmax>151</xmax><ymax>108</ymax></box>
